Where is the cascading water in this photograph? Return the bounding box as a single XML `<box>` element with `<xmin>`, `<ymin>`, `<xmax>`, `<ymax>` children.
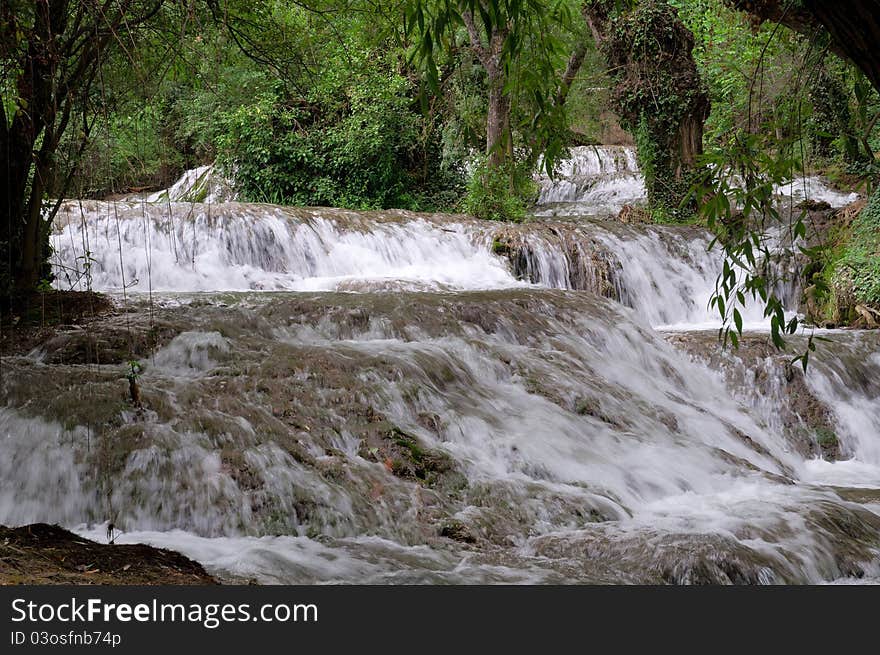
<box><xmin>51</xmin><ymin>201</ymin><xmax>520</xmax><ymax>293</ymax></box>
<box><xmin>2</xmin><ymin>150</ymin><xmax>878</xmax><ymax>584</ymax></box>
<box><xmin>534</xmin><ymin>146</ymin><xmax>645</xmax><ymax>217</ymax></box>
<box><xmin>145</xmin><ymin>164</ymin><xmax>235</xmax><ymax>204</ymax></box>
<box><xmin>50</xmin><ymin>200</ymin><xmax>796</xmax><ymax>327</ymax></box>
<box><xmin>534</xmin><ymin>145</ymin><xmax>859</xmax><ymax>218</ymax></box>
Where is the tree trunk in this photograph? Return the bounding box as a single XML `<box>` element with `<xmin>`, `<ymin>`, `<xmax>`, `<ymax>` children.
<box><xmin>486</xmin><ymin>72</ymin><xmax>511</xmax><ymax>168</ymax></box>
<box><xmin>1</xmin><ymin>118</ymin><xmax>43</xmax><ymax>294</ymax></box>
<box><xmin>462</xmin><ymin>9</ymin><xmax>511</xmax><ymax>170</ymax></box>
<box><xmin>556</xmin><ymin>42</ymin><xmax>588</xmax><ymax>108</ymax></box>
<box><xmin>1</xmin><ymin>0</ymin><xmax>165</xmax><ymax>294</ymax></box>
<box><xmin>1</xmin><ymin>0</ymin><xmax>63</xmax><ymax>294</ymax></box>
<box><xmin>19</xmin><ymin>153</ymin><xmax>52</xmax><ymax>293</ymax></box>
<box><xmin>728</xmin><ymin>1</ymin><xmax>880</xmax><ymax>94</ymax></box>
<box><xmin>676</xmin><ymin>111</ymin><xmax>705</xmax><ymax>177</ymax></box>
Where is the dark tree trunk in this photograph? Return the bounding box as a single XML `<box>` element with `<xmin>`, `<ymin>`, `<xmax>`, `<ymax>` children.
<box><xmin>1</xmin><ymin>0</ymin><xmax>65</xmax><ymax>293</ymax></box>
<box><xmin>0</xmin><ymin>136</ymin><xmax>38</xmax><ymax>292</ymax></box>
<box><xmin>1</xmin><ymin>0</ymin><xmax>165</xmax><ymax>294</ymax></box>
<box><xmin>729</xmin><ymin>1</ymin><xmax>880</xmax><ymax>94</ymax></box>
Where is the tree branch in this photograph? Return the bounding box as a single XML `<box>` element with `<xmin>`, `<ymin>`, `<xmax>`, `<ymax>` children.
<box><xmin>461</xmin><ymin>9</ymin><xmax>489</xmax><ymax>68</ymax></box>
<box><xmin>556</xmin><ymin>42</ymin><xmax>588</xmax><ymax>108</ymax></box>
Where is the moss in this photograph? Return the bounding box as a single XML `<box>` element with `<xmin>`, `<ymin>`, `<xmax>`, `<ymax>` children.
<box><xmin>801</xmin><ymin>190</ymin><xmax>880</xmax><ymax>327</ymax></box>
<box><xmin>358</xmin><ymin>425</ymin><xmax>456</xmax><ymax>487</ymax></box>
<box><xmin>439</xmin><ymin>519</ymin><xmax>478</xmax><ymax>544</ymax></box>
<box><xmin>389</xmin><ymin>427</ymin><xmax>453</xmax><ymax>480</ymax></box>
<box><xmin>809</xmin><ymin>190</ymin><xmax>880</xmax><ymax>325</ymax></box>
<box><xmin>183</xmin><ymin>172</ymin><xmax>212</xmax><ymax>203</ymax></box>
<box><xmin>492</xmin><ymin>238</ymin><xmax>511</xmax><ymax>255</ymax></box>
<box><xmin>815</xmin><ymin>427</ymin><xmax>839</xmax><ymax>449</ymax></box>
<box><xmin>836</xmin><ymin>195</ymin><xmax>880</xmax><ymax>308</ymax></box>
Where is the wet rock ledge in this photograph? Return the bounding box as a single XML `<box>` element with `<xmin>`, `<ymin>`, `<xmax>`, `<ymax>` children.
<box><xmin>0</xmin><ymin>524</ymin><xmax>217</xmax><ymax>585</ymax></box>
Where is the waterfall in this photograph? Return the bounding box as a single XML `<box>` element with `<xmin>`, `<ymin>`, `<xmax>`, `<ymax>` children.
<box><xmin>51</xmin><ymin>201</ymin><xmax>521</xmax><ymax>293</ymax></box>
<box><xmin>4</xmin><ymin>291</ymin><xmax>879</xmax><ymax>583</ymax></box>
<box><xmin>487</xmin><ymin>220</ymin><xmax>801</xmax><ymax>328</ymax></box>
<box><xmin>51</xmin><ymin>197</ymin><xmax>799</xmax><ymax>328</ymax></box>
<box><xmin>534</xmin><ymin>145</ymin><xmax>860</xmax><ymax>218</ymax></box>
<box><xmin>3</xmin><ymin>152</ymin><xmax>876</xmax><ymax>584</ymax></box>
<box><xmin>535</xmin><ymin>146</ymin><xmax>646</xmax><ymax>216</ymax></box>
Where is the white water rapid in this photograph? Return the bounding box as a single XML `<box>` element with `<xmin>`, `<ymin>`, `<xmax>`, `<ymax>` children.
<box><xmin>1</xmin><ymin>150</ymin><xmax>877</xmax><ymax>584</ymax></box>
<box><xmin>535</xmin><ymin>145</ymin><xmax>859</xmax><ymax>218</ymax></box>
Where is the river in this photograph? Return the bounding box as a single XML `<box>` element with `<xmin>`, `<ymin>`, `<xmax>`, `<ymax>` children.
<box><xmin>1</xmin><ymin>147</ymin><xmax>877</xmax><ymax>584</ymax></box>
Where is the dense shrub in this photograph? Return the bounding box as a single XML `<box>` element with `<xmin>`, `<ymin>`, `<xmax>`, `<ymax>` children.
<box><xmin>834</xmin><ymin>190</ymin><xmax>880</xmax><ymax>311</ymax></box>
<box><xmin>216</xmin><ymin>60</ymin><xmax>464</xmax><ymax>211</ymax></box>
<box><xmin>463</xmin><ymin>158</ymin><xmax>537</xmax><ymax>222</ymax></box>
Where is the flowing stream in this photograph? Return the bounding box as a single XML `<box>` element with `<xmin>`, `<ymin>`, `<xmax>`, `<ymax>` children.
<box><xmin>1</xmin><ymin>147</ymin><xmax>877</xmax><ymax>584</ymax></box>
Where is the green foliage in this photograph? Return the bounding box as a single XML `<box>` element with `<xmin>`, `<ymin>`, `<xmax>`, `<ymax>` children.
<box><xmin>633</xmin><ymin>115</ymin><xmax>688</xmax><ymax>223</ymax></box>
<box><xmin>53</xmin><ymin>5</ymin><xmax>264</xmax><ymax>196</ymax></box>
<box><xmin>634</xmin><ymin>117</ymin><xmax>657</xmax><ymax>187</ymax></box>
<box><xmin>808</xmin><ymin>63</ymin><xmax>853</xmax><ymax>161</ymax></box>
<box><xmin>463</xmin><ymin>157</ymin><xmax>536</xmax><ymax>222</ymax></box>
<box><xmin>670</xmin><ymin>0</ymin><xmax>803</xmax><ymax>143</ymax></box>
<box><xmin>126</xmin><ymin>361</ymin><xmax>143</xmax><ymax>383</ymax></box>
<box><xmin>216</xmin><ymin>51</ymin><xmax>463</xmax><ymax>211</ymax></box>
<box><xmin>405</xmin><ymin>0</ymin><xmax>582</xmax><ymax>175</ymax></box>
<box><xmin>834</xmin><ymin>189</ymin><xmax>880</xmax><ymax>308</ymax></box>
<box><xmin>65</xmin><ymin>3</ymin><xmax>466</xmax><ymax>211</ymax></box>
<box><xmin>73</xmin><ymin>107</ymin><xmax>182</xmax><ymax>196</ymax></box>
<box><xmin>814</xmin><ymin>427</ymin><xmax>839</xmax><ymax>449</ymax></box>
<box><xmin>692</xmin><ymin>131</ymin><xmax>819</xmax><ymax>365</ymax></box>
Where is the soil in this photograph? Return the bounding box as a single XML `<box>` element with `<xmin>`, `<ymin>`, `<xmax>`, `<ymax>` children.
<box><xmin>0</xmin><ymin>524</ymin><xmax>217</xmax><ymax>585</ymax></box>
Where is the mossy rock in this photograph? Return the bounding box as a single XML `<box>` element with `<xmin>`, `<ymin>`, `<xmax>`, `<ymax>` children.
<box><xmin>814</xmin><ymin>427</ymin><xmax>841</xmax><ymax>460</ymax></box>
<box><xmin>439</xmin><ymin>518</ymin><xmax>478</xmax><ymax>544</ymax></box>
<box><xmin>492</xmin><ymin>238</ymin><xmax>512</xmax><ymax>256</ymax></box>
<box><xmin>815</xmin><ymin>190</ymin><xmax>880</xmax><ymax>326</ymax></box>
<box><xmin>358</xmin><ymin>425</ymin><xmax>461</xmax><ymax>489</ymax></box>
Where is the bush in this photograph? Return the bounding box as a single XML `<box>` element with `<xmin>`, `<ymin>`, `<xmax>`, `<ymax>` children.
<box><xmin>216</xmin><ymin>63</ymin><xmax>463</xmax><ymax>211</ymax></box>
<box><xmin>462</xmin><ymin>158</ymin><xmax>536</xmax><ymax>222</ymax></box>
<box><xmin>834</xmin><ymin>189</ymin><xmax>880</xmax><ymax>310</ymax></box>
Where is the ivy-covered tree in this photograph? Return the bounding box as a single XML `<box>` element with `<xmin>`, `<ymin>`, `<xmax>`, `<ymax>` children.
<box><xmin>585</xmin><ymin>0</ymin><xmax>710</xmax><ymax>221</ymax></box>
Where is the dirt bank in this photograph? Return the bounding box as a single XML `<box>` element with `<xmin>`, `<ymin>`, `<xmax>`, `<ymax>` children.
<box><xmin>0</xmin><ymin>523</ymin><xmax>217</xmax><ymax>585</ymax></box>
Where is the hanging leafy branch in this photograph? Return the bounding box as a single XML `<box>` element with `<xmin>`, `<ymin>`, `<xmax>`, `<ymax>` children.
<box><xmin>692</xmin><ymin>131</ymin><xmax>825</xmax><ymax>370</ymax></box>
<box><xmin>404</xmin><ymin>0</ymin><xmax>578</xmax><ymax>174</ymax></box>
